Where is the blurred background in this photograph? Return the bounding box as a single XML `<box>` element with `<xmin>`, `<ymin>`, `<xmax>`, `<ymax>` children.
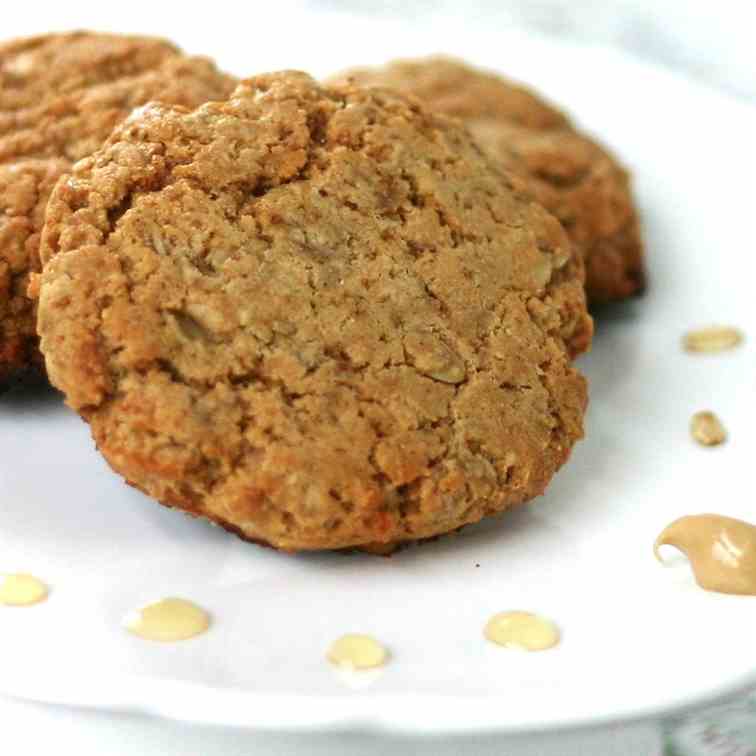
<box><xmin>6</xmin><ymin>0</ymin><xmax>756</xmax><ymax>103</ymax></box>
<box><xmin>309</xmin><ymin>0</ymin><xmax>756</xmax><ymax>101</ymax></box>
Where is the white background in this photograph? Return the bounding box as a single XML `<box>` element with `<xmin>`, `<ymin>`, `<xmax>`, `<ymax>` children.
<box><xmin>3</xmin><ymin>1</ymin><xmax>755</xmax><ymax>753</ymax></box>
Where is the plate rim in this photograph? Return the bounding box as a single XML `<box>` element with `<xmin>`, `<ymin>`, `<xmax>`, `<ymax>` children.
<box><xmin>2</xmin><ymin>669</ymin><xmax>755</xmax><ymax>735</ymax></box>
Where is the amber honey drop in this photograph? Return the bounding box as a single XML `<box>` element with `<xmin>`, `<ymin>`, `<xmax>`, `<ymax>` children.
<box><xmin>484</xmin><ymin>611</ymin><xmax>560</xmax><ymax>651</ymax></box>
<box><xmin>0</xmin><ymin>573</ymin><xmax>48</xmax><ymax>606</ymax></box>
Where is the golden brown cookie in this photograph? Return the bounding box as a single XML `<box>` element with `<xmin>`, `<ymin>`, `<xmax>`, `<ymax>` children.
<box><xmin>329</xmin><ymin>56</ymin><xmax>645</xmax><ymax>304</ymax></box>
<box><xmin>0</xmin><ymin>31</ymin><xmax>236</xmax><ymax>383</ymax></box>
<box><xmin>37</xmin><ymin>71</ymin><xmax>590</xmax><ymax>552</ymax></box>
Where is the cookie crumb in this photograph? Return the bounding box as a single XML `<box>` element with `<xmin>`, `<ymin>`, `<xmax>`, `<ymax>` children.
<box><xmin>691</xmin><ymin>411</ymin><xmax>727</xmax><ymax>446</ymax></box>
<box><xmin>683</xmin><ymin>326</ymin><xmax>743</xmax><ymax>353</ymax></box>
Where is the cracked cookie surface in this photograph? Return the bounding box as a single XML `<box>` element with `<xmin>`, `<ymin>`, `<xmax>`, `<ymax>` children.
<box><xmin>38</xmin><ymin>71</ymin><xmax>590</xmax><ymax>552</ymax></box>
<box><xmin>0</xmin><ymin>31</ymin><xmax>236</xmax><ymax>382</ymax></box>
<box><xmin>330</xmin><ymin>56</ymin><xmax>645</xmax><ymax>304</ymax></box>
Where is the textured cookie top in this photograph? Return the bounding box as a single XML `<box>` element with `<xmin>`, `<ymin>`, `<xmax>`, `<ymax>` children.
<box><xmin>0</xmin><ymin>32</ymin><xmax>180</xmax><ymax>110</ymax></box>
<box><xmin>38</xmin><ymin>72</ymin><xmax>589</xmax><ymax>551</ymax></box>
<box><xmin>0</xmin><ymin>33</ymin><xmax>236</xmax><ymax>163</ymax></box>
<box><xmin>0</xmin><ymin>31</ymin><xmax>236</xmax><ymax>380</ymax></box>
<box><xmin>332</xmin><ymin>56</ymin><xmax>645</xmax><ymax>303</ymax></box>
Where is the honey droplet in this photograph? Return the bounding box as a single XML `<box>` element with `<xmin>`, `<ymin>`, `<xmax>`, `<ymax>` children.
<box><xmin>327</xmin><ymin>634</ymin><xmax>388</xmax><ymax>670</ymax></box>
<box><xmin>124</xmin><ymin>598</ymin><xmax>211</xmax><ymax>642</ymax></box>
<box><xmin>683</xmin><ymin>326</ymin><xmax>743</xmax><ymax>353</ymax></box>
<box><xmin>0</xmin><ymin>573</ymin><xmax>48</xmax><ymax>606</ymax></box>
<box><xmin>484</xmin><ymin>611</ymin><xmax>560</xmax><ymax>651</ymax></box>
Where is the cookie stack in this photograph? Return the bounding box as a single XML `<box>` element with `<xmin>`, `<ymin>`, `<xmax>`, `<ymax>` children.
<box><xmin>0</xmin><ymin>32</ymin><xmax>237</xmax><ymax>380</ymax></box>
<box><xmin>1</xmin><ymin>34</ymin><xmax>645</xmax><ymax>553</ymax></box>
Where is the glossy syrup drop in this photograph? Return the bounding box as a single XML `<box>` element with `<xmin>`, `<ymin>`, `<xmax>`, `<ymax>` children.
<box><xmin>484</xmin><ymin>611</ymin><xmax>560</xmax><ymax>651</ymax></box>
<box><xmin>0</xmin><ymin>573</ymin><xmax>48</xmax><ymax>606</ymax></box>
<box><xmin>124</xmin><ymin>597</ymin><xmax>210</xmax><ymax>641</ymax></box>
<box><xmin>327</xmin><ymin>634</ymin><xmax>388</xmax><ymax>670</ymax></box>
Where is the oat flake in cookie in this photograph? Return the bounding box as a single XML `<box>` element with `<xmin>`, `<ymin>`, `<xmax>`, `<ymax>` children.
<box><xmin>37</xmin><ymin>72</ymin><xmax>590</xmax><ymax>552</ymax></box>
<box><xmin>0</xmin><ymin>31</ymin><xmax>236</xmax><ymax>383</ymax></box>
<box><xmin>330</xmin><ymin>56</ymin><xmax>646</xmax><ymax>307</ymax></box>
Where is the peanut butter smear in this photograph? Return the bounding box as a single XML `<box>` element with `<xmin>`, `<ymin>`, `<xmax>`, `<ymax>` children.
<box><xmin>654</xmin><ymin>514</ymin><xmax>756</xmax><ymax>596</ymax></box>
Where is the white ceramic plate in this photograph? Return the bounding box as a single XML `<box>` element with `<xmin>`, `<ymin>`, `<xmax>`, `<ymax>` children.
<box><xmin>1</xmin><ymin>7</ymin><xmax>755</xmax><ymax>736</ymax></box>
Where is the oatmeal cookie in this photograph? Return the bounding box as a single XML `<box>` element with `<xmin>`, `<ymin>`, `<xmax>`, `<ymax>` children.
<box><xmin>330</xmin><ymin>56</ymin><xmax>645</xmax><ymax>304</ymax></box>
<box><xmin>0</xmin><ymin>31</ymin><xmax>236</xmax><ymax>382</ymax></box>
<box><xmin>37</xmin><ymin>72</ymin><xmax>590</xmax><ymax>552</ymax></box>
